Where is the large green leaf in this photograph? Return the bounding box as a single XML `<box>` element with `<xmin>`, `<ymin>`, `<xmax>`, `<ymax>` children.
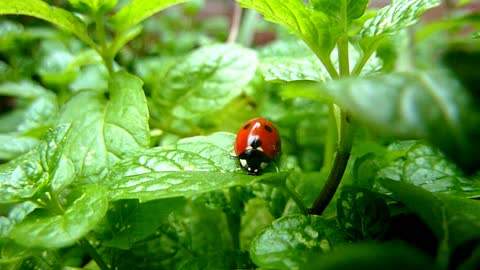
<box><xmin>103</xmin><ymin>197</ymin><xmax>186</xmax><ymax>249</ymax></box>
<box><xmin>58</xmin><ymin>71</ymin><xmax>149</xmax><ymax>183</ymax></box>
<box><xmin>0</xmin><ymin>124</ymin><xmax>72</xmax><ymax>203</ymax></box>
<box><xmin>284</xmin><ymin>70</ymin><xmax>478</xmax><ymax>172</ymax></box>
<box><xmin>0</xmin><ymin>0</ymin><xmax>95</xmax><ymax>48</ymax></box>
<box><xmin>10</xmin><ymin>185</ymin><xmax>108</xmax><ymax>249</ymax></box>
<box><xmin>373</xmin><ymin>141</ymin><xmax>480</xmax><ymax>197</ymax></box>
<box><xmin>110</xmin><ymin>0</ymin><xmax>187</xmax><ymax>32</ymax></box>
<box><xmin>236</xmin><ymin>0</ymin><xmax>336</xmax><ymax>66</ymax></box>
<box><xmin>104</xmin><ymin>132</ymin><xmax>288</xmax><ymax>202</ymax></box>
<box><xmin>151</xmin><ymin>44</ymin><xmax>257</xmax><ymax>133</ymax></box>
<box><xmin>250</xmin><ymin>214</ymin><xmax>347</xmax><ymax>270</ymax></box>
<box><xmin>0</xmin><ymin>135</ymin><xmax>39</xmax><ymax>160</ymax></box>
<box><xmin>381</xmin><ymin>179</ymin><xmax>480</xmax><ymax>268</ymax></box>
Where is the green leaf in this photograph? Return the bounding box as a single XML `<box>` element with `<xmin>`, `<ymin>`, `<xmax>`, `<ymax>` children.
<box><xmin>311</xmin><ymin>0</ymin><xmax>369</xmax><ymax>23</ymax></box>
<box><xmin>303</xmin><ymin>242</ymin><xmax>436</xmax><ymax>270</ymax></box>
<box><xmin>151</xmin><ymin>44</ymin><xmax>257</xmax><ymax>133</ymax></box>
<box><xmin>375</xmin><ymin>141</ymin><xmax>480</xmax><ymax>197</ymax></box>
<box><xmin>0</xmin><ymin>80</ymin><xmax>58</xmax><ymax>134</ymax></box>
<box><xmin>360</xmin><ymin>0</ymin><xmax>441</xmax><ymax>38</ymax></box>
<box><xmin>105</xmin><ymin>132</ymin><xmax>288</xmax><ymax>202</ymax></box>
<box><xmin>0</xmin><ymin>0</ymin><xmax>95</xmax><ymax>48</ymax></box>
<box><xmin>110</xmin><ymin>0</ymin><xmax>187</xmax><ymax>32</ymax></box>
<box><xmin>258</xmin><ymin>39</ymin><xmax>381</xmax><ymax>82</ymax></box>
<box><xmin>381</xmin><ymin>179</ymin><xmax>480</xmax><ymax>267</ymax></box>
<box><xmin>103</xmin><ymin>197</ymin><xmax>186</xmax><ymax>249</ymax></box>
<box><xmin>10</xmin><ymin>185</ymin><xmax>108</xmax><ymax>249</ymax></box>
<box><xmin>250</xmin><ymin>214</ymin><xmax>347</xmax><ymax>270</ymax></box>
<box><xmin>236</xmin><ymin>0</ymin><xmax>337</xmax><ymax>72</ymax></box>
<box><xmin>284</xmin><ymin>70</ymin><xmax>478</xmax><ymax>172</ymax></box>
<box><xmin>68</xmin><ymin>0</ymin><xmax>118</xmax><ymax>14</ymax></box>
<box><xmin>258</xmin><ymin>39</ymin><xmax>330</xmax><ymax>82</ymax></box>
<box><xmin>0</xmin><ymin>124</ymin><xmax>72</xmax><ymax>203</ymax></box>
<box><xmin>336</xmin><ymin>186</ymin><xmax>390</xmax><ymax>240</ymax></box>
<box><xmin>0</xmin><ymin>135</ymin><xmax>39</xmax><ymax>160</ymax></box>
<box><xmin>58</xmin><ymin>71</ymin><xmax>149</xmax><ymax>183</ymax></box>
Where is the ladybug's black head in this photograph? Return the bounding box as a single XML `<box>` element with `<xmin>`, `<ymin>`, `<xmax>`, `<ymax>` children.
<box><xmin>238</xmin><ymin>149</ymin><xmax>270</xmax><ymax>175</ymax></box>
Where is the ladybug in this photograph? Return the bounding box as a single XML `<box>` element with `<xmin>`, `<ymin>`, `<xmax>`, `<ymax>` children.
<box><xmin>234</xmin><ymin>118</ymin><xmax>281</xmax><ymax>175</ymax></box>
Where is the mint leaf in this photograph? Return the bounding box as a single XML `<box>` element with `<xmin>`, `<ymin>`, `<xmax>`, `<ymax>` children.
<box><xmin>68</xmin><ymin>0</ymin><xmax>118</xmax><ymax>14</ymax></box>
<box><xmin>0</xmin><ymin>80</ymin><xmax>58</xmax><ymax>134</ymax></box>
<box><xmin>336</xmin><ymin>186</ymin><xmax>390</xmax><ymax>240</ymax></box>
<box><xmin>103</xmin><ymin>197</ymin><xmax>186</xmax><ymax>249</ymax></box>
<box><xmin>258</xmin><ymin>39</ymin><xmax>381</xmax><ymax>82</ymax></box>
<box><xmin>360</xmin><ymin>0</ymin><xmax>441</xmax><ymax>37</ymax></box>
<box><xmin>0</xmin><ymin>124</ymin><xmax>71</xmax><ymax>203</ymax></box>
<box><xmin>151</xmin><ymin>44</ymin><xmax>257</xmax><ymax>133</ymax></box>
<box><xmin>0</xmin><ymin>0</ymin><xmax>95</xmax><ymax>48</ymax></box>
<box><xmin>110</xmin><ymin>0</ymin><xmax>187</xmax><ymax>32</ymax></box>
<box><xmin>375</xmin><ymin>141</ymin><xmax>480</xmax><ymax>197</ymax></box>
<box><xmin>251</xmin><ymin>214</ymin><xmax>347</xmax><ymax>270</ymax></box>
<box><xmin>0</xmin><ymin>135</ymin><xmax>39</xmax><ymax>160</ymax></box>
<box><xmin>311</xmin><ymin>0</ymin><xmax>368</xmax><ymax>23</ymax></box>
<box><xmin>381</xmin><ymin>179</ymin><xmax>480</xmax><ymax>267</ymax></box>
<box><xmin>10</xmin><ymin>185</ymin><xmax>108</xmax><ymax>248</ymax></box>
<box><xmin>236</xmin><ymin>0</ymin><xmax>336</xmax><ymax>69</ymax></box>
<box><xmin>58</xmin><ymin>71</ymin><xmax>149</xmax><ymax>183</ymax></box>
<box><xmin>284</xmin><ymin>70</ymin><xmax>477</xmax><ymax>171</ymax></box>
<box><xmin>303</xmin><ymin>242</ymin><xmax>436</xmax><ymax>270</ymax></box>
<box><xmin>105</xmin><ymin>132</ymin><xmax>286</xmax><ymax>202</ymax></box>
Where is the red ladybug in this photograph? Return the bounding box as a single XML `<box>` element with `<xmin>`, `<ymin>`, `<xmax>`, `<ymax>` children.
<box><xmin>234</xmin><ymin>118</ymin><xmax>281</xmax><ymax>175</ymax></box>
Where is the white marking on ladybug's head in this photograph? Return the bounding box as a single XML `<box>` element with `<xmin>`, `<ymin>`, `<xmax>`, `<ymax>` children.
<box><xmin>240</xmin><ymin>159</ymin><xmax>248</xmax><ymax>168</ymax></box>
<box><xmin>256</xmin><ymin>146</ymin><xmax>264</xmax><ymax>152</ymax></box>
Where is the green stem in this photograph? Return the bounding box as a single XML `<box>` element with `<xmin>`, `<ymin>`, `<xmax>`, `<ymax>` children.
<box><xmin>94</xmin><ymin>13</ymin><xmax>113</xmax><ymax>74</ymax></box>
<box><xmin>283</xmin><ymin>184</ymin><xmax>308</xmax><ymax>215</ymax></box>
<box><xmin>309</xmin><ymin>110</ymin><xmax>354</xmax><ymax>215</ymax></box>
<box><xmin>323</xmin><ymin>104</ymin><xmax>338</xmax><ymax>169</ymax></box>
<box><xmin>226</xmin><ymin>187</ymin><xmax>243</xmax><ymax>251</ymax></box>
<box><xmin>237</xmin><ymin>8</ymin><xmax>258</xmax><ymax>47</ymax></box>
<box><xmin>338</xmin><ymin>35</ymin><xmax>350</xmax><ymax>77</ymax></box>
<box><xmin>79</xmin><ymin>238</ymin><xmax>110</xmax><ymax>270</ymax></box>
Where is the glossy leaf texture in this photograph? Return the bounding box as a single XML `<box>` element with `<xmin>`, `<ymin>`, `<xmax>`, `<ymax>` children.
<box><xmin>367</xmin><ymin>141</ymin><xmax>480</xmax><ymax>197</ymax></box>
<box><xmin>381</xmin><ymin>179</ymin><xmax>480</xmax><ymax>269</ymax></box>
<box><xmin>258</xmin><ymin>39</ymin><xmax>381</xmax><ymax>82</ymax></box>
<box><xmin>0</xmin><ymin>0</ymin><xmax>95</xmax><ymax>48</ymax></box>
<box><xmin>10</xmin><ymin>185</ymin><xmax>108</xmax><ymax>249</ymax></box>
<box><xmin>250</xmin><ymin>214</ymin><xmax>347</xmax><ymax>270</ymax></box>
<box><xmin>104</xmin><ymin>132</ymin><xmax>288</xmax><ymax>202</ymax></box>
<box><xmin>151</xmin><ymin>44</ymin><xmax>258</xmax><ymax>134</ymax></box>
<box><xmin>360</xmin><ymin>0</ymin><xmax>441</xmax><ymax>38</ymax></box>
<box><xmin>0</xmin><ymin>124</ymin><xmax>72</xmax><ymax>203</ymax></box>
<box><xmin>57</xmin><ymin>71</ymin><xmax>150</xmax><ymax>183</ymax></box>
<box><xmin>68</xmin><ymin>0</ymin><xmax>118</xmax><ymax>14</ymax></box>
<box><xmin>284</xmin><ymin>70</ymin><xmax>480</xmax><ymax>173</ymax></box>
<box><xmin>110</xmin><ymin>0</ymin><xmax>187</xmax><ymax>32</ymax></box>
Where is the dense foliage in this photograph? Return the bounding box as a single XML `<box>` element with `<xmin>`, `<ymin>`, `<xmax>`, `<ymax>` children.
<box><xmin>0</xmin><ymin>0</ymin><xmax>479</xmax><ymax>269</ymax></box>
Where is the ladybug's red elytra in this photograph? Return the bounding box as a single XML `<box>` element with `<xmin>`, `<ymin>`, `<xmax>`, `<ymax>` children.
<box><xmin>234</xmin><ymin>118</ymin><xmax>281</xmax><ymax>175</ymax></box>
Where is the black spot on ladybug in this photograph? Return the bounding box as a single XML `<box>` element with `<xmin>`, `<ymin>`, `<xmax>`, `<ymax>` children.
<box><xmin>249</xmin><ymin>137</ymin><xmax>262</xmax><ymax>149</ymax></box>
<box><xmin>243</xmin><ymin>123</ymin><xmax>251</xmax><ymax>130</ymax></box>
<box><xmin>264</xmin><ymin>125</ymin><xmax>273</xmax><ymax>133</ymax></box>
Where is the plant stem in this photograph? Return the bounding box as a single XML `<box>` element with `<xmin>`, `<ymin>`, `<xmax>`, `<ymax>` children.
<box><xmin>226</xmin><ymin>187</ymin><xmax>242</xmax><ymax>251</ymax></box>
<box><xmin>237</xmin><ymin>8</ymin><xmax>258</xmax><ymax>47</ymax></box>
<box><xmin>227</xmin><ymin>3</ymin><xmax>242</xmax><ymax>43</ymax></box>
<box><xmin>283</xmin><ymin>183</ymin><xmax>308</xmax><ymax>215</ymax></box>
<box><xmin>94</xmin><ymin>13</ymin><xmax>113</xmax><ymax>74</ymax></box>
<box><xmin>338</xmin><ymin>35</ymin><xmax>350</xmax><ymax>77</ymax></box>
<box><xmin>79</xmin><ymin>238</ymin><xmax>110</xmax><ymax>270</ymax></box>
<box><xmin>309</xmin><ymin>110</ymin><xmax>353</xmax><ymax>215</ymax></box>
